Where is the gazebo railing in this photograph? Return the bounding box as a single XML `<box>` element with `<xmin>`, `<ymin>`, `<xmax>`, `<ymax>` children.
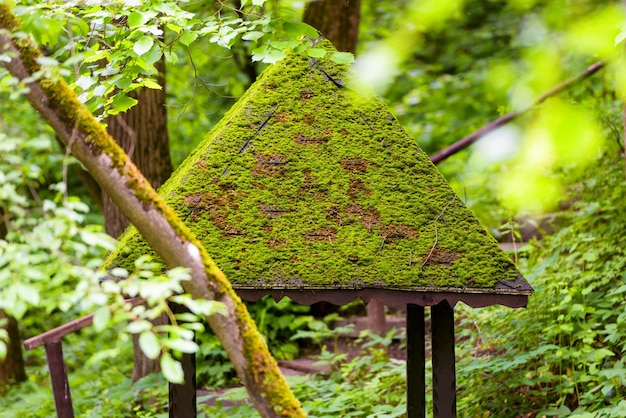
<box><xmin>22</xmin><ymin>298</ymin><xmax>197</xmax><ymax>418</ymax></box>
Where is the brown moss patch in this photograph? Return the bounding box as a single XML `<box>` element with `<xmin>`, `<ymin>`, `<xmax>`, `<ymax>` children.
<box><xmin>275</xmin><ymin>112</ymin><xmax>290</xmax><ymax>122</ymax></box>
<box><xmin>422</xmin><ymin>248</ymin><xmax>460</xmax><ymax>266</ymax></box>
<box><xmin>263</xmin><ymin>82</ymin><xmax>278</xmax><ymax>91</ymax></box>
<box><xmin>194</xmin><ymin>160</ymin><xmax>208</xmax><ymax>170</ymax></box>
<box><xmin>268</xmin><ymin>235</ymin><xmax>288</xmax><ymax>249</ymax></box>
<box><xmin>183</xmin><ymin>192</ymin><xmax>240</xmax><ymax>237</ymax></box>
<box><xmin>345</xmin><ymin>204</ymin><xmax>381</xmax><ymax>231</ymax></box>
<box><xmin>252</xmin><ymin>153</ymin><xmax>289</xmax><ymax>176</ymax></box>
<box><xmin>294</xmin><ymin>133</ymin><xmax>328</xmax><ymax>145</ymax></box>
<box><xmin>304</xmin><ymin>227</ymin><xmax>337</xmax><ymax>242</ymax></box>
<box><xmin>341</xmin><ymin>157</ymin><xmax>369</xmax><ymax>173</ymax></box>
<box><xmin>348</xmin><ymin>178</ymin><xmax>367</xmax><ymax>199</ymax></box>
<box><xmin>259</xmin><ymin>203</ymin><xmax>291</xmax><ymax>217</ymax></box>
<box><xmin>300</xmin><ymin>89</ymin><xmax>314</xmax><ymax>100</ymax></box>
<box><xmin>326</xmin><ymin>205</ymin><xmax>342</xmax><ymax>225</ymax></box>
<box><xmin>303</xmin><ymin>114</ymin><xmax>316</xmax><ymax>125</ymax></box>
<box><xmin>382</xmin><ymin>223</ymin><xmax>419</xmax><ymax>240</ymax></box>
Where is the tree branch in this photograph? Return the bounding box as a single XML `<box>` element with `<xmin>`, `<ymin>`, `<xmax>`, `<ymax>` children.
<box><xmin>0</xmin><ymin>5</ymin><xmax>303</xmax><ymax>417</ymax></box>
<box><xmin>430</xmin><ymin>60</ymin><xmax>606</xmax><ymax>165</ymax></box>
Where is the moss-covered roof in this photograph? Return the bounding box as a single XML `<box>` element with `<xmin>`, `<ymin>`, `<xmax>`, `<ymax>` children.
<box><xmin>107</xmin><ymin>42</ymin><xmax>531</xmax><ymax>297</ymax></box>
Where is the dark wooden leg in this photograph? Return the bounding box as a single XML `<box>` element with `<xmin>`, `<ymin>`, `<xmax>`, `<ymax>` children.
<box><xmin>406</xmin><ymin>304</ymin><xmax>425</xmax><ymax>418</ymax></box>
<box><xmin>431</xmin><ymin>300</ymin><xmax>456</xmax><ymax>418</ymax></box>
<box><xmin>44</xmin><ymin>341</ymin><xmax>74</xmax><ymax>418</ymax></box>
<box><xmin>168</xmin><ymin>304</ymin><xmax>196</xmax><ymax>418</ymax></box>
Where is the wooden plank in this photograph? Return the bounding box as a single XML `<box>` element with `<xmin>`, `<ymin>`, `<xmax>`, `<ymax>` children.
<box><xmin>406</xmin><ymin>304</ymin><xmax>425</xmax><ymax>418</ymax></box>
<box><xmin>24</xmin><ymin>298</ymin><xmax>143</xmax><ymax>350</ymax></box>
<box><xmin>431</xmin><ymin>301</ymin><xmax>456</xmax><ymax>418</ymax></box>
<box><xmin>45</xmin><ymin>341</ymin><xmax>74</xmax><ymax>418</ymax></box>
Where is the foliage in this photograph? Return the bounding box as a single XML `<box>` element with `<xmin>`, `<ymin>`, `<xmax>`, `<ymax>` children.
<box><xmin>0</xmin><ymin>130</ymin><xmax>227</xmax><ymax>385</ymax></box>
<box><xmin>0</xmin><ymin>131</ymin><xmax>115</xmax><ymax>356</ymax></box>
<box><xmin>0</xmin><ymin>324</ymin><xmax>171</xmax><ymax>418</ymax></box>
<box><xmin>7</xmin><ymin>0</ymin><xmax>349</xmax><ymax>120</ymax></box>
<box><xmin>200</xmin><ymin>329</ymin><xmax>407</xmax><ymax>418</ymax></box>
<box><xmin>455</xmin><ymin>150</ymin><xmax>626</xmax><ymax>417</ymax></box>
<box><xmin>196</xmin><ymin>296</ymin><xmax>316</xmax><ymax>388</ymax></box>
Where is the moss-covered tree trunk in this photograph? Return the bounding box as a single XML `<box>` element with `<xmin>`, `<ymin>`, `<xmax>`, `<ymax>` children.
<box><xmin>103</xmin><ymin>58</ymin><xmax>173</xmax><ymax>381</ymax></box>
<box><xmin>302</xmin><ymin>0</ymin><xmax>361</xmax><ymax>54</ymax></box>
<box><xmin>0</xmin><ymin>212</ymin><xmax>26</xmax><ymax>393</ymax></box>
<box><xmin>0</xmin><ymin>6</ymin><xmax>304</xmax><ymax>417</ymax></box>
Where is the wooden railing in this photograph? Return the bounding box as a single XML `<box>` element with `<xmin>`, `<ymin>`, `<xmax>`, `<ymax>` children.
<box><xmin>23</xmin><ymin>299</ymin><xmax>197</xmax><ymax>418</ymax></box>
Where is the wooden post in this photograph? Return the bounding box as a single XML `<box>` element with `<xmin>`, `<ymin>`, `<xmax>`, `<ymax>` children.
<box><xmin>431</xmin><ymin>301</ymin><xmax>456</xmax><ymax>418</ymax></box>
<box><xmin>44</xmin><ymin>341</ymin><xmax>74</xmax><ymax>418</ymax></box>
<box><xmin>168</xmin><ymin>303</ymin><xmax>196</xmax><ymax>418</ymax></box>
<box><xmin>367</xmin><ymin>298</ymin><xmax>386</xmax><ymax>336</ymax></box>
<box><xmin>168</xmin><ymin>351</ymin><xmax>196</xmax><ymax>418</ymax></box>
<box><xmin>406</xmin><ymin>304</ymin><xmax>425</xmax><ymax>418</ymax></box>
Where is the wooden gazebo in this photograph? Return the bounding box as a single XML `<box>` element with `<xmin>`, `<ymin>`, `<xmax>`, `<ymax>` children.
<box><xmin>109</xmin><ymin>41</ymin><xmax>531</xmax><ymax>417</ymax></box>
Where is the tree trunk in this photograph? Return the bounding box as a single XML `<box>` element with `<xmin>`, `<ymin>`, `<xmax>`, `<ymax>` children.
<box><xmin>102</xmin><ymin>59</ymin><xmax>172</xmax><ymax>238</ymax></box>
<box><xmin>0</xmin><ymin>7</ymin><xmax>305</xmax><ymax>417</ymax></box>
<box><xmin>0</xmin><ymin>211</ymin><xmax>27</xmax><ymax>393</ymax></box>
<box><xmin>103</xmin><ymin>58</ymin><xmax>173</xmax><ymax>381</ymax></box>
<box><xmin>302</xmin><ymin>0</ymin><xmax>361</xmax><ymax>54</ymax></box>
<box><xmin>0</xmin><ymin>309</ymin><xmax>26</xmax><ymax>394</ymax></box>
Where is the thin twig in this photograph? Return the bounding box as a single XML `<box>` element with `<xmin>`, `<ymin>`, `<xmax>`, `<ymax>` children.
<box><xmin>430</xmin><ymin>60</ymin><xmax>606</xmax><ymax>165</ymax></box>
<box><xmin>376</xmin><ymin>236</ymin><xmax>386</xmax><ymax>253</ymax></box>
<box><xmin>421</xmin><ymin>195</ymin><xmax>456</xmax><ymax>272</ymax></box>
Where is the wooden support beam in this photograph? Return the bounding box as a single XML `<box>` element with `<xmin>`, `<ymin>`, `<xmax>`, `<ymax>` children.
<box><xmin>44</xmin><ymin>341</ymin><xmax>74</xmax><ymax>418</ymax></box>
<box><xmin>431</xmin><ymin>301</ymin><xmax>456</xmax><ymax>418</ymax></box>
<box><xmin>406</xmin><ymin>304</ymin><xmax>425</xmax><ymax>418</ymax></box>
<box><xmin>168</xmin><ymin>351</ymin><xmax>196</xmax><ymax>418</ymax></box>
<box><xmin>168</xmin><ymin>303</ymin><xmax>197</xmax><ymax>418</ymax></box>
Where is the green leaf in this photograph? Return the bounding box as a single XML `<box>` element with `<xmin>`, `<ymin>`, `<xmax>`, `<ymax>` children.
<box><xmin>14</xmin><ymin>283</ymin><xmax>40</xmax><ymax>305</ymax></box>
<box><xmin>115</xmin><ymin>77</ymin><xmax>132</xmax><ymax>89</ymax></box>
<box><xmin>126</xmin><ymin>319</ymin><xmax>152</xmax><ymax>334</ymax></box>
<box><xmin>75</xmin><ymin>75</ymin><xmax>96</xmax><ymax>90</ymax></box>
<box><xmin>283</xmin><ymin>21</ymin><xmax>318</xmax><ymax>39</ymax></box>
<box><xmin>161</xmin><ymin>352</ymin><xmax>184</xmax><ymax>384</ymax></box>
<box><xmin>142</xmin><ymin>79</ymin><xmax>162</xmax><ymax>90</ymax></box>
<box><xmin>133</xmin><ymin>35</ymin><xmax>154</xmax><ymax>57</ymax></box>
<box><xmin>252</xmin><ymin>0</ymin><xmax>265</xmax><ymax>5</ymax></box>
<box><xmin>179</xmin><ymin>31</ymin><xmax>198</xmax><ymax>46</ymax></box>
<box><xmin>174</xmin><ymin>312</ymin><xmax>199</xmax><ymax>322</ymax></box>
<box><xmin>93</xmin><ymin>307</ymin><xmax>111</xmax><ymax>332</ymax></box>
<box><xmin>127</xmin><ymin>11</ymin><xmax>144</xmax><ymax>28</ymax></box>
<box><xmin>110</xmin><ymin>93</ymin><xmax>138</xmax><ymax>115</ymax></box>
<box><xmin>242</xmin><ymin>31</ymin><xmax>264</xmax><ymax>41</ymax></box>
<box><xmin>162</xmin><ymin>338</ymin><xmax>199</xmax><ymax>354</ymax></box>
<box><xmin>330</xmin><ymin>51</ymin><xmax>355</xmax><ymax>64</ymax></box>
<box><xmin>139</xmin><ymin>331</ymin><xmax>161</xmax><ymax>360</ymax></box>
<box><xmin>306</xmin><ymin>48</ymin><xmax>327</xmax><ymax>59</ymax></box>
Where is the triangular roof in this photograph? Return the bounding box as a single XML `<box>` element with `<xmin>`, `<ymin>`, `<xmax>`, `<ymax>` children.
<box><xmin>107</xmin><ymin>41</ymin><xmax>532</xmax><ymax>309</ymax></box>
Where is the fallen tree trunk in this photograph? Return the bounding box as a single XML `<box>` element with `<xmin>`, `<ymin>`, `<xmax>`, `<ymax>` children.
<box><xmin>0</xmin><ymin>5</ymin><xmax>304</xmax><ymax>417</ymax></box>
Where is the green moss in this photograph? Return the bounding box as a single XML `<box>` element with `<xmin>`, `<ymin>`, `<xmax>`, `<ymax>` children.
<box><xmin>0</xmin><ymin>3</ymin><xmax>21</xmax><ymax>33</ymax></box>
<box><xmin>109</xmin><ymin>40</ymin><xmax>529</xmax><ymax>294</ymax></box>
